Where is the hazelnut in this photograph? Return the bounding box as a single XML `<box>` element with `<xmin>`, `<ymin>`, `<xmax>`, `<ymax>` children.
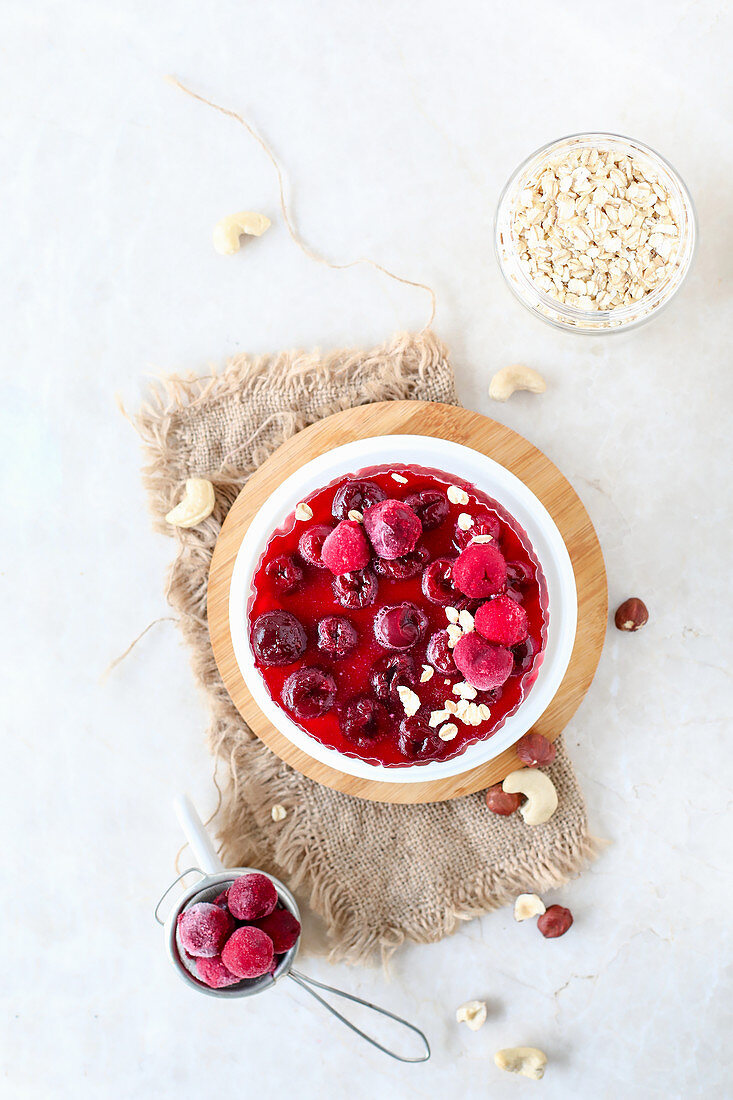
<box><xmin>485</xmin><ymin>784</ymin><xmax>523</xmax><ymax>815</ymax></box>
<box><xmin>614</xmin><ymin>597</ymin><xmax>649</xmax><ymax>632</ymax></box>
<box><xmin>515</xmin><ymin>731</ymin><xmax>557</xmax><ymax>768</ymax></box>
<box><xmin>537</xmin><ymin>904</ymin><xmax>573</xmax><ymax>938</ymax></box>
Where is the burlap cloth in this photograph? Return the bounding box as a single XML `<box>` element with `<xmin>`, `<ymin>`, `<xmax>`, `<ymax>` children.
<box><xmin>137</xmin><ymin>329</ymin><xmax>596</xmax><ymax>963</ymax></box>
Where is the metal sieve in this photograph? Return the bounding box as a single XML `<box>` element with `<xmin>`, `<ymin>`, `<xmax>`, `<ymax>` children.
<box><xmin>154</xmin><ymin>795</ymin><xmax>430</xmax><ymax>1062</ymax></box>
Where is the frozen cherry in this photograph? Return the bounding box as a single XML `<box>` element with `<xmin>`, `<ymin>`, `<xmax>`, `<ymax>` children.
<box><xmin>317</xmin><ymin>615</ymin><xmax>358</xmax><ymax>658</ymax></box>
<box><xmin>374</xmin><ymin>602</ymin><xmax>427</xmax><ymax>650</ymax></box>
<box><xmin>404</xmin><ymin>489</ymin><xmax>449</xmax><ymax>531</ymax></box>
<box><xmin>515</xmin><ymin>732</ymin><xmax>557</xmax><ymax>767</ymax></box>
<box><xmin>332</xmin><ymin>568</ymin><xmax>378</xmax><ymax>609</ymax></box>
<box><xmin>453</xmin><ymin>512</ymin><xmax>501</xmax><ymax>551</ymax></box>
<box><xmin>321</xmin><ymin>520</ymin><xmax>371</xmax><ymax>575</ymax></box>
<box><xmin>452</xmin><ymin>542</ymin><xmax>507</xmax><ymax>598</ymax></box>
<box><xmin>252</xmin><ymin>610</ymin><xmax>307</xmax><ymax>666</ymax></box>
<box><xmin>363</xmin><ymin>499</ymin><xmax>422</xmax><ymax>560</ymax></box>
<box><xmin>282</xmin><ymin>668</ymin><xmax>337</xmax><ymax>718</ymax></box>
<box><xmin>212</xmin><ymin>889</ymin><xmax>229</xmax><ymax>909</ymax></box>
<box><xmin>453</xmin><ymin>632</ymin><xmax>513</xmax><ymax>690</ymax></box>
<box><xmin>254</xmin><ymin>908</ymin><xmax>301</xmax><ymax>953</ymax></box>
<box><xmin>221</xmin><ymin>926</ymin><xmax>275</xmax><ymax>979</ymax></box>
<box><xmin>374</xmin><ymin>544</ymin><xmax>429</xmax><ymax>580</ymax></box>
<box><xmin>397</xmin><ymin>717</ymin><xmax>442</xmax><ymax>760</ymax></box>
<box><xmin>537</xmin><ymin>905</ymin><xmax>573</xmax><ymax>939</ymax></box>
<box><xmin>297</xmin><ymin>524</ymin><xmax>333</xmax><ymax>568</ymax></box>
<box><xmin>265</xmin><ymin>554</ymin><xmax>303</xmax><ymax>595</ymax></box>
<box><xmin>341</xmin><ymin>695</ymin><xmax>388</xmax><ymax>744</ymax></box>
<box><xmin>485</xmin><ymin>784</ymin><xmax>523</xmax><ymax>815</ymax></box>
<box><xmin>512</xmin><ymin>637</ymin><xmax>535</xmax><ymax>673</ymax></box>
<box><xmin>426</xmin><ymin>630</ymin><xmax>458</xmax><ymax>675</ymax></box>
<box><xmin>421</xmin><ymin>558</ymin><xmax>458</xmax><ymax>605</ymax></box>
<box><xmin>332</xmin><ymin>479</ymin><xmax>386</xmax><ymax>520</ymax></box>
<box><xmin>475</xmin><ymin>595</ymin><xmax>529</xmax><ymax>646</ymax></box>
<box><xmin>195</xmin><ymin>955</ymin><xmax>241</xmax><ymax>988</ymax></box>
<box><xmin>177</xmin><ymin>902</ymin><xmax>235</xmax><ymax>958</ymax></box>
<box><xmin>371</xmin><ymin>653</ymin><xmax>415</xmax><ymax>707</ymax></box>
<box><xmin>228</xmin><ymin>873</ymin><xmax>278</xmax><ymax>921</ymax></box>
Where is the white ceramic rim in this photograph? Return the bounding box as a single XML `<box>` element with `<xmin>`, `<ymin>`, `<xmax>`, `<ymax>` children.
<box><xmin>228</xmin><ymin>436</ymin><xmax>578</xmax><ymax>783</ymax></box>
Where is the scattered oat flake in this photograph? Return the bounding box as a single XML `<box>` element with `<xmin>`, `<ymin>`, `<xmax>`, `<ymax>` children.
<box><xmin>447</xmin><ymin>485</ymin><xmax>469</xmax><ymax>505</ymax></box>
<box><xmin>457</xmin><ymin>512</ymin><xmax>473</xmax><ymax>531</ymax></box>
<box><xmin>295</xmin><ymin>502</ymin><xmax>313</xmax><ymax>521</ymax></box>
<box><xmin>471</xmin><ymin>534</ymin><xmax>493</xmax><ymax>544</ymax></box>
<box><xmin>397</xmin><ymin>685</ymin><xmax>420</xmax><ymax>717</ymax></box>
<box><xmin>271</xmin><ymin>804</ymin><xmax>287</xmax><ymax>822</ymax></box>
<box><xmin>445</xmin><ymin>607</ymin><xmax>460</xmax><ymax>624</ymax></box>
<box><xmin>446</xmin><ymin>625</ymin><xmax>463</xmax><ymax>647</ymax></box>
<box><xmin>452</xmin><ymin>681</ymin><xmax>478</xmax><ymax>699</ymax></box>
<box><xmin>391</xmin><ymin>472</ymin><xmax>408</xmax><ymax>484</ymax></box>
<box><xmin>347</xmin><ymin>509</ymin><xmax>363</xmax><ymax>523</ymax></box>
<box><xmin>458</xmin><ymin>610</ymin><xmax>474</xmax><ymax>633</ymax></box>
<box><xmin>420</xmin><ymin>665</ymin><xmax>434</xmax><ymax>683</ymax></box>
<box><xmin>444</xmin><ymin>699</ymin><xmax>458</xmax><ymax>714</ymax></box>
<box><xmin>438</xmin><ymin>723</ymin><xmax>458</xmax><ymax>741</ymax></box>
<box><xmin>429</xmin><ymin>709</ymin><xmax>450</xmax><ymax>727</ymax></box>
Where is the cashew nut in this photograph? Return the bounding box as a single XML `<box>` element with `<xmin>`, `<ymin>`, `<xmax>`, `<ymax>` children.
<box><xmin>456</xmin><ymin>1000</ymin><xmax>487</xmax><ymax>1031</ymax></box>
<box><xmin>212</xmin><ymin>211</ymin><xmax>271</xmax><ymax>255</ymax></box>
<box><xmin>494</xmin><ymin>1047</ymin><xmax>547</xmax><ymax>1080</ymax></box>
<box><xmin>502</xmin><ymin>768</ymin><xmax>558</xmax><ymax>826</ymax></box>
<box><xmin>489</xmin><ymin>364</ymin><xmax>546</xmax><ymax>402</ymax></box>
<box><xmin>165</xmin><ymin>478</ymin><xmax>216</xmax><ymax>528</ymax></box>
<box><xmin>514</xmin><ymin>893</ymin><xmax>546</xmax><ymax>921</ymax></box>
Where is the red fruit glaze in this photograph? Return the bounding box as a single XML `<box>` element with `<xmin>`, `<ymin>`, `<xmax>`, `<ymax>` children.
<box><xmin>221</xmin><ymin>926</ymin><xmax>275</xmax><ymax>979</ymax></box>
<box><xmin>363</xmin><ymin>499</ymin><xmax>422</xmax><ymax>560</ymax></box>
<box><xmin>228</xmin><ymin>873</ymin><xmax>278</xmax><ymax>921</ymax></box>
<box><xmin>453</xmin><ymin>633</ymin><xmax>514</xmax><ymax>691</ymax></box>
<box><xmin>196</xmin><ymin>955</ymin><xmax>241</xmax><ymax>988</ymax></box>
<box><xmin>475</xmin><ymin>595</ymin><xmax>529</xmax><ymax>646</ymax></box>
<box><xmin>452</xmin><ymin>542</ymin><xmax>507</xmax><ymax>598</ymax></box>
<box><xmin>321</xmin><ymin>520</ymin><xmax>371</xmax><ymax>575</ymax></box>
<box><xmin>249</xmin><ymin>465</ymin><xmax>547</xmax><ymax>766</ymax></box>
<box><xmin>177</xmin><ymin>903</ymin><xmax>235</xmax><ymax>958</ymax></box>
<box><xmin>254</xmin><ymin>908</ymin><xmax>301</xmax><ymax>953</ymax></box>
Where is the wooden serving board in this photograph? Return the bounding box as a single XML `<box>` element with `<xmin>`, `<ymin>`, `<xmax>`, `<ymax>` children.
<box><xmin>208</xmin><ymin>401</ymin><xmax>607</xmax><ymax>803</ymax></box>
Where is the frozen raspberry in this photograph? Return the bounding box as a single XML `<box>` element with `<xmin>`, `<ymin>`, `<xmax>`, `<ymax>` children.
<box><xmin>252</xmin><ymin>610</ymin><xmax>307</xmax><ymax>666</ymax></box>
<box><xmin>452</xmin><ymin>542</ymin><xmax>507</xmax><ymax>598</ymax></box>
<box><xmin>453</xmin><ymin>512</ymin><xmax>501</xmax><ymax>551</ymax></box>
<box><xmin>177</xmin><ymin>902</ymin><xmax>235</xmax><ymax>958</ymax></box>
<box><xmin>512</xmin><ymin>637</ymin><xmax>535</xmax><ymax>673</ymax></box>
<box><xmin>254</xmin><ymin>908</ymin><xmax>301</xmax><ymax>952</ymax></box>
<box><xmin>475</xmin><ymin>595</ymin><xmax>529</xmax><ymax>646</ymax></box>
<box><xmin>221</xmin><ymin>926</ymin><xmax>275</xmax><ymax>979</ymax></box>
<box><xmin>282</xmin><ymin>667</ymin><xmax>337</xmax><ymax>718</ymax></box>
<box><xmin>371</xmin><ymin>653</ymin><xmax>415</xmax><ymax>707</ymax></box>
<box><xmin>212</xmin><ymin>889</ymin><xmax>230</xmax><ymax>909</ymax></box>
<box><xmin>317</xmin><ymin>615</ymin><xmax>358</xmax><ymax>658</ymax></box>
<box><xmin>373</xmin><ymin>544</ymin><xmax>429</xmax><ymax>580</ymax></box>
<box><xmin>397</xmin><ymin>717</ymin><xmax>442</xmax><ymax>761</ymax></box>
<box><xmin>195</xmin><ymin>955</ymin><xmax>241</xmax><ymax>988</ymax></box>
<box><xmin>321</xmin><ymin>520</ymin><xmax>371</xmax><ymax>575</ymax></box>
<box><xmin>341</xmin><ymin>695</ymin><xmax>388</xmax><ymax>744</ymax></box>
<box><xmin>332</xmin><ymin>568</ymin><xmax>378</xmax><ymax>609</ymax></box>
<box><xmin>374</xmin><ymin>602</ymin><xmax>427</xmax><ymax>650</ymax></box>
<box><xmin>228</xmin><ymin>873</ymin><xmax>278</xmax><ymax>921</ymax></box>
<box><xmin>363</xmin><ymin>499</ymin><xmax>421</xmax><ymax>560</ymax></box>
<box><xmin>332</xmin><ymin>479</ymin><xmax>386</xmax><ymax>520</ymax></box>
<box><xmin>297</xmin><ymin>524</ymin><xmax>333</xmax><ymax>568</ymax></box>
<box><xmin>506</xmin><ymin>560</ymin><xmax>534</xmax><ymax>589</ymax></box>
<box><xmin>404</xmin><ymin>489</ymin><xmax>449</xmax><ymax>531</ymax></box>
<box><xmin>516</xmin><ymin>732</ymin><xmax>557</xmax><ymax>767</ymax></box>
<box><xmin>421</xmin><ymin>558</ymin><xmax>458</xmax><ymax>605</ymax></box>
<box><xmin>265</xmin><ymin>554</ymin><xmax>303</xmax><ymax>595</ymax></box>
<box><xmin>426</xmin><ymin>630</ymin><xmax>458</xmax><ymax>676</ymax></box>
<box><xmin>453</xmin><ymin>632</ymin><xmax>513</xmax><ymax>690</ymax></box>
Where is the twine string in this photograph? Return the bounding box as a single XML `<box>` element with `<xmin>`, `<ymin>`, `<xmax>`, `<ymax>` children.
<box><xmin>165</xmin><ymin>75</ymin><xmax>437</xmax><ymax>330</ymax></box>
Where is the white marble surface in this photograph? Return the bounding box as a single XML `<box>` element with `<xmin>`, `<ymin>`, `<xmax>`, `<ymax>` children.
<box><xmin>2</xmin><ymin>2</ymin><xmax>732</xmax><ymax>1096</ymax></box>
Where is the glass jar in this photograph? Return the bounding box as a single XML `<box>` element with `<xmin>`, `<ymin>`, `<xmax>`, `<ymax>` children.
<box><xmin>494</xmin><ymin>132</ymin><xmax>697</xmax><ymax>334</ymax></box>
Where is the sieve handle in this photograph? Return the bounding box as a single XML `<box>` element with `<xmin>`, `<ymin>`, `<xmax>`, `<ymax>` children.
<box><xmin>288</xmin><ymin>970</ymin><xmax>430</xmax><ymax>1063</ymax></box>
<box><xmin>174</xmin><ymin>794</ymin><xmax>224</xmax><ymax>875</ymax></box>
